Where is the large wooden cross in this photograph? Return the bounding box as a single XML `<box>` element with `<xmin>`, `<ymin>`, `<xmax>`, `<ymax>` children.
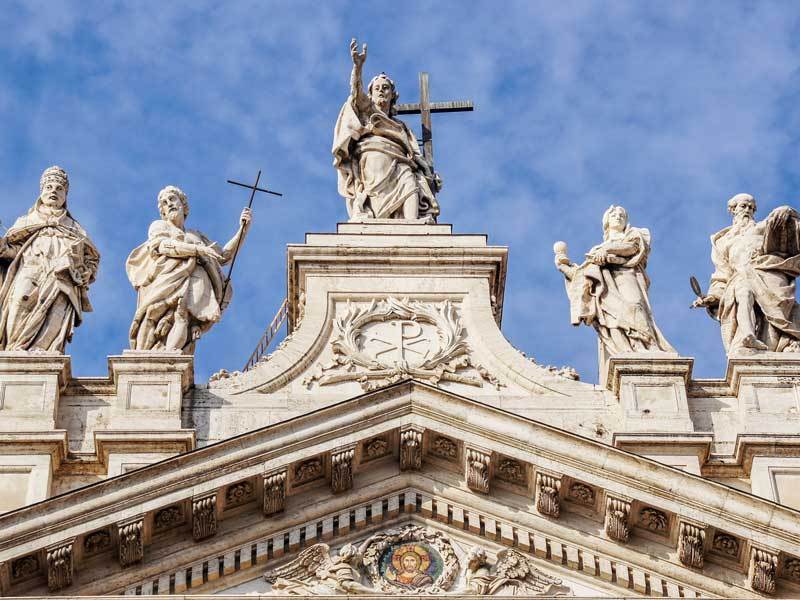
<box><xmin>395</xmin><ymin>72</ymin><xmax>474</xmax><ymax>167</ymax></box>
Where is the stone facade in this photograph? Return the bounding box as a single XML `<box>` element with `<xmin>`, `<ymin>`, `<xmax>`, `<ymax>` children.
<box><xmin>1</xmin><ymin>222</ymin><xmax>800</xmax><ymax>597</ymax></box>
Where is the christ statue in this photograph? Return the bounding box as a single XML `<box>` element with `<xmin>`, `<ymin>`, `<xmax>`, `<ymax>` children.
<box><xmin>332</xmin><ymin>38</ymin><xmax>441</xmax><ymax>222</ymax></box>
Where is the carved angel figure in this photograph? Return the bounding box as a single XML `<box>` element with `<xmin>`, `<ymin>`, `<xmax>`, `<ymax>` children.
<box><xmin>264</xmin><ymin>543</ymin><xmax>374</xmax><ymax>595</ymax></box>
<box><xmin>465</xmin><ymin>547</ymin><xmax>571</xmax><ymax>596</ymax></box>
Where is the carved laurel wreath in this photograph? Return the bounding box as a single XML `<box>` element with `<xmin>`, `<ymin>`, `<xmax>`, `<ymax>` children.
<box><xmin>360</xmin><ymin>524</ymin><xmax>460</xmax><ymax>594</ymax></box>
<box><xmin>303</xmin><ymin>297</ymin><xmax>502</xmax><ymax>391</ymax></box>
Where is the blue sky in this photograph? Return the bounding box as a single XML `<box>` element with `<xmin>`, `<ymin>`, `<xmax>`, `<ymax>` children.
<box><xmin>2</xmin><ymin>1</ymin><xmax>800</xmax><ymax>381</ymax></box>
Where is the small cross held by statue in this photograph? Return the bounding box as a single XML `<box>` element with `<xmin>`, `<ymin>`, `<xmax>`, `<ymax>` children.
<box><xmin>222</xmin><ymin>170</ymin><xmax>283</xmax><ymax>299</ymax></box>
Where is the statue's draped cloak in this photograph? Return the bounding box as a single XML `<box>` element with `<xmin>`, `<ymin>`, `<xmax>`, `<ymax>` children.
<box><xmin>708</xmin><ymin>213</ymin><xmax>800</xmax><ymax>352</ymax></box>
<box><xmin>0</xmin><ymin>202</ymin><xmax>98</xmax><ymax>352</ymax></box>
<box><xmin>332</xmin><ymin>95</ymin><xmax>438</xmax><ymax>220</ymax></box>
<box><xmin>563</xmin><ymin>227</ymin><xmax>674</xmax><ymax>354</ymax></box>
<box><xmin>126</xmin><ymin>220</ymin><xmax>230</xmax><ymax>351</ymax></box>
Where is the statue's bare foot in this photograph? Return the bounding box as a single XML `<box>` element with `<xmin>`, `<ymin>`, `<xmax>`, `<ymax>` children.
<box><xmin>784</xmin><ymin>340</ymin><xmax>800</xmax><ymax>353</ymax></box>
<box><xmin>741</xmin><ymin>334</ymin><xmax>768</xmax><ymax>351</ymax></box>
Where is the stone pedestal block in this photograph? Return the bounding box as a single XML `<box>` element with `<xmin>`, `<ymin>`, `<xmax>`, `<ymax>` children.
<box><xmin>607</xmin><ymin>354</ymin><xmax>694</xmax><ymax>433</ymax></box>
<box><xmin>108</xmin><ymin>350</ymin><xmax>193</xmax><ymax>430</ymax></box>
<box><xmin>0</xmin><ymin>351</ymin><xmax>70</xmax><ymax>431</ymax></box>
<box><xmin>727</xmin><ymin>354</ymin><xmax>800</xmax><ymax>435</ymax></box>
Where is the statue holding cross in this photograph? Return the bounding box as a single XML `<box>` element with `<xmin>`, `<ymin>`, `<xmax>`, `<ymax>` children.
<box><xmin>125</xmin><ymin>180</ymin><xmax>268</xmax><ymax>354</ymax></box>
<box><xmin>332</xmin><ymin>38</ymin><xmax>472</xmax><ymax>223</ymax></box>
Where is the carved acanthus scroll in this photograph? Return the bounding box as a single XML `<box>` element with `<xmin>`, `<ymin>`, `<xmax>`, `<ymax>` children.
<box><xmin>678</xmin><ymin>522</ymin><xmax>705</xmax><ymax>568</ymax></box>
<box><xmin>535</xmin><ymin>472</ymin><xmax>562</xmax><ymax>518</ymax></box>
<box><xmin>331</xmin><ymin>447</ymin><xmax>355</xmax><ymax>494</ymax></box>
<box><xmin>749</xmin><ymin>548</ymin><xmax>778</xmax><ymax>595</ymax></box>
<box><xmin>192</xmin><ymin>495</ymin><xmax>217</xmax><ymax>541</ymax></box>
<box><xmin>263</xmin><ymin>469</ymin><xmax>287</xmax><ymax>516</ymax></box>
<box><xmin>117</xmin><ymin>518</ymin><xmax>144</xmax><ymax>567</ymax></box>
<box><xmin>399</xmin><ymin>426</ymin><xmax>423</xmax><ymax>471</ymax></box>
<box><xmin>46</xmin><ymin>541</ymin><xmax>73</xmax><ymax>592</ymax></box>
<box><xmin>466</xmin><ymin>448</ymin><xmax>491</xmax><ymax>494</ymax></box>
<box><xmin>604</xmin><ymin>496</ymin><xmax>631</xmax><ymax>543</ymax></box>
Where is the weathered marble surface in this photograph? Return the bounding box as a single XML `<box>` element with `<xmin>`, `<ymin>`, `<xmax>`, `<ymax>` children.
<box><xmin>126</xmin><ymin>185</ymin><xmax>251</xmax><ymax>353</ymax></box>
<box><xmin>554</xmin><ymin>205</ymin><xmax>675</xmax><ymax>364</ymax></box>
<box><xmin>333</xmin><ymin>39</ymin><xmax>440</xmax><ymax>222</ymax></box>
<box><xmin>693</xmin><ymin>193</ymin><xmax>800</xmax><ymax>356</ymax></box>
<box><xmin>0</xmin><ymin>166</ymin><xmax>99</xmax><ymax>353</ymax></box>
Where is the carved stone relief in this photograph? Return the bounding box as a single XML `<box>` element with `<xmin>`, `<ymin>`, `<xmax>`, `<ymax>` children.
<box><xmin>711</xmin><ymin>532</ymin><xmax>740</xmax><ymax>559</ymax></box>
<box><xmin>535</xmin><ymin>472</ymin><xmax>562</xmax><ymax>518</ymax></box>
<box><xmin>465</xmin><ymin>546</ymin><xmax>570</xmax><ymax>595</ymax></box>
<box><xmin>362</xmin><ymin>437</ymin><xmax>390</xmax><ymax>461</ymax></box>
<box><xmin>46</xmin><ymin>541</ymin><xmax>73</xmax><ymax>592</ymax></box>
<box><xmin>226</xmin><ymin>481</ymin><xmax>255</xmax><ymax>507</ymax></box>
<box><xmin>749</xmin><ymin>548</ymin><xmax>778</xmax><ymax>595</ymax></box>
<box><xmin>153</xmin><ymin>505</ymin><xmax>183</xmax><ymax>531</ymax></box>
<box><xmin>192</xmin><ymin>495</ymin><xmax>217</xmax><ymax>541</ymax></box>
<box><xmin>294</xmin><ymin>458</ymin><xmax>324</xmax><ymax>486</ymax></box>
<box><xmin>263</xmin><ymin>523</ymin><xmax>572</xmax><ymax>596</ymax></box>
<box><xmin>118</xmin><ymin>518</ymin><xmax>144</xmax><ymax>567</ymax></box>
<box><xmin>638</xmin><ymin>507</ymin><xmax>668</xmax><ymax>534</ymax></box>
<box><xmin>567</xmin><ymin>482</ymin><xmax>595</xmax><ymax>506</ymax></box>
<box><xmin>496</xmin><ymin>458</ymin><xmax>526</xmax><ymax>486</ymax></box>
<box><xmin>785</xmin><ymin>557</ymin><xmax>800</xmax><ymax>582</ymax></box>
<box><xmin>430</xmin><ymin>435</ymin><xmax>458</xmax><ymax>461</ymax></box>
<box><xmin>678</xmin><ymin>522</ymin><xmax>706</xmax><ymax>569</ymax></box>
<box><xmin>465</xmin><ymin>448</ymin><xmax>491</xmax><ymax>494</ymax></box>
<box><xmin>331</xmin><ymin>447</ymin><xmax>354</xmax><ymax>494</ymax></box>
<box><xmin>11</xmin><ymin>554</ymin><xmax>39</xmax><ymax>581</ymax></box>
<box><xmin>303</xmin><ymin>298</ymin><xmax>502</xmax><ymax>391</ymax></box>
<box><xmin>604</xmin><ymin>496</ymin><xmax>631</xmax><ymax>543</ymax></box>
<box><xmin>83</xmin><ymin>529</ymin><xmax>111</xmax><ymax>556</ymax></box>
<box><xmin>399</xmin><ymin>426</ymin><xmax>423</xmax><ymax>471</ymax></box>
<box><xmin>263</xmin><ymin>469</ymin><xmax>287</xmax><ymax>516</ymax></box>
<box><xmin>361</xmin><ymin>524</ymin><xmax>459</xmax><ymax>593</ymax></box>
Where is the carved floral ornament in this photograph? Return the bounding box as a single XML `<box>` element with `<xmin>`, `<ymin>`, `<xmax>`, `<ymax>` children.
<box><xmin>264</xmin><ymin>524</ymin><xmax>570</xmax><ymax>596</ymax></box>
<box><xmin>303</xmin><ymin>298</ymin><xmax>503</xmax><ymax>391</ymax></box>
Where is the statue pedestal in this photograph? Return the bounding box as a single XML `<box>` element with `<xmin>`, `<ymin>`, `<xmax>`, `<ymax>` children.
<box><xmin>0</xmin><ymin>351</ymin><xmax>70</xmax><ymax>430</ymax></box>
<box><xmin>0</xmin><ymin>352</ymin><xmax>71</xmax><ymax>510</ymax></box>
<box><xmin>607</xmin><ymin>354</ymin><xmax>701</xmax><ymax>474</ymax></box>
<box><xmin>101</xmin><ymin>351</ymin><xmax>195</xmax><ymax>475</ymax></box>
<box><xmin>726</xmin><ymin>353</ymin><xmax>800</xmax><ymax>434</ymax></box>
<box><xmin>606</xmin><ymin>353</ymin><xmax>694</xmax><ymax>432</ymax></box>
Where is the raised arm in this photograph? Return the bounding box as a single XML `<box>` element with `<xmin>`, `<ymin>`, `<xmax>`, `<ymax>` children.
<box><xmin>221</xmin><ymin>207</ymin><xmax>252</xmax><ymax>264</ymax></box>
<box><xmin>349</xmin><ymin>38</ymin><xmax>370</xmax><ymax>111</ymax></box>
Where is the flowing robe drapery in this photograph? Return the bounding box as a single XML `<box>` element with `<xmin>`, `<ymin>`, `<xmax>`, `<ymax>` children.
<box><xmin>0</xmin><ymin>202</ymin><xmax>99</xmax><ymax>352</ymax></box>
<box><xmin>562</xmin><ymin>227</ymin><xmax>674</xmax><ymax>355</ymax></box>
<box><xmin>333</xmin><ymin>96</ymin><xmax>438</xmax><ymax>220</ymax></box>
<box><xmin>708</xmin><ymin>210</ymin><xmax>800</xmax><ymax>352</ymax></box>
<box><xmin>126</xmin><ymin>220</ymin><xmax>231</xmax><ymax>352</ymax></box>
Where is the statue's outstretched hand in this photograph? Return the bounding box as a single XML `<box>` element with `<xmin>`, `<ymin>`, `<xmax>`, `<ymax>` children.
<box><xmin>350</xmin><ymin>38</ymin><xmax>367</xmax><ymax>68</ymax></box>
<box><xmin>691</xmin><ymin>295</ymin><xmax>719</xmax><ymax>309</ymax></box>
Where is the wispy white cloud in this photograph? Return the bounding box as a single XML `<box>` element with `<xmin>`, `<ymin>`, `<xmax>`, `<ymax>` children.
<box><xmin>1</xmin><ymin>1</ymin><xmax>799</xmax><ymax>379</ymax></box>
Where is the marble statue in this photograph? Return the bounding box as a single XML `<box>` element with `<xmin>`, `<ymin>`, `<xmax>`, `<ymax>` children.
<box><xmin>332</xmin><ymin>38</ymin><xmax>440</xmax><ymax>222</ymax></box>
<box><xmin>465</xmin><ymin>547</ymin><xmax>568</xmax><ymax>596</ymax></box>
<box><xmin>0</xmin><ymin>166</ymin><xmax>99</xmax><ymax>352</ymax></box>
<box><xmin>264</xmin><ymin>543</ymin><xmax>374</xmax><ymax>595</ymax></box>
<box><xmin>554</xmin><ymin>205</ymin><xmax>675</xmax><ymax>358</ymax></box>
<box><xmin>125</xmin><ymin>185</ymin><xmax>251</xmax><ymax>353</ymax></box>
<box><xmin>692</xmin><ymin>193</ymin><xmax>800</xmax><ymax>354</ymax></box>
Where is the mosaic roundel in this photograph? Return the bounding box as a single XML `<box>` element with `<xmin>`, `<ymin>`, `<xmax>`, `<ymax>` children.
<box><xmin>379</xmin><ymin>542</ymin><xmax>443</xmax><ymax>590</ymax></box>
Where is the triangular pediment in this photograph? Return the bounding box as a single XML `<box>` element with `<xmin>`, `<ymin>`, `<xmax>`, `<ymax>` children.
<box><xmin>2</xmin><ymin>381</ymin><xmax>799</xmax><ymax>597</ymax></box>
